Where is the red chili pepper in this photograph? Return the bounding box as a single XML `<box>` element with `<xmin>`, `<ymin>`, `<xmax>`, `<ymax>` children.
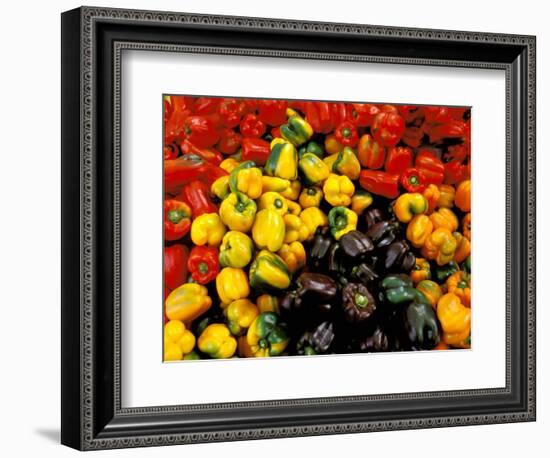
<box><xmin>193</xmin><ymin>97</ymin><xmax>222</xmax><ymax>115</ymax></box>
<box><xmin>357</xmin><ymin>134</ymin><xmax>385</xmax><ymax>169</ymax></box>
<box><xmin>346</xmin><ymin>103</ymin><xmax>380</xmax><ymax>127</ymax></box>
<box><xmin>384</xmin><ymin>146</ymin><xmax>413</xmax><ymax>175</ymax></box>
<box><xmin>359</xmin><ymin>170</ymin><xmax>400</xmax><ymax>199</ymax></box>
<box><xmin>257</xmin><ymin>99</ymin><xmax>288</xmax><ymax>126</ymax></box>
<box><xmin>371</xmin><ymin>111</ymin><xmax>405</xmax><ymax>148</ymax></box>
<box><xmin>179</xmin><ymin>180</ymin><xmax>218</xmax><ymax>217</ymax></box>
<box><xmin>187</xmin><ymin>246</ymin><xmax>220</xmax><ymax>284</ymax></box>
<box><xmin>239</xmin><ymin>113</ymin><xmax>266</xmax><ymax>138</ymax></box>
<box><xmin>444</xmin><ymin>160</ymin><xmax>468</xmax><ymax>185</ymax></box>
<box><xmin>164</xmin><ymin>144</ymin><xmax>178</xmax><ymax>160</ymax></box>
<box><xmin>216</xmin><ymin>128</ymin><xmax>242</xmax><ymax>155</ymax></box>
<box><xmin>164</xmin><ymin>199</ymin><xmax>192</xmax><ymax>241</ymax></box>
<box><xmin>241</xmin><ymin>137</ymin><xmax>271</xmax><ymax>165</ymax></box>
<box><xmin>182</xmin><ymin>115</ymin><xmax>220</xmax><ymax>147</ymax></box>
<box><xmin>400</xmin><ymin>167</ymin><xmax>427</xmax><ymax>193</ymax></box>
<box><xmin>164</xmin><ymin>244</ymin><xmax>189</xmax><ymax>290</ymax></box>
<box><xmin>305</xmin><ymin>102</ymin><xmax>335</xmax><ymax>134</ymax></box>
<box><xmin>179</xmin><ymin>138</ymin><xmax>222</xmax><ymax>165</ymax></box>
<box><xmin>415</xmin><ymin>149</ymin><xmax>445</xmax><ymax>186</ymax></box>
<box><xmin>428</xmin><ymin>120</ymin><xmax>468</xmax><ymax>144</ymax></box>
<box><xmin>218</xmin><ymin>98</ymin><xmax>245</xmax><ymax>128</ymax></box>
<box><xmin>334</xmin><ymin>121</ymin><xmax>359</xmax><ymax>147</ymax></box>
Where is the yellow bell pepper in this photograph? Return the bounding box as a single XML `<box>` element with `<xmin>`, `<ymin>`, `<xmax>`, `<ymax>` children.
<box><xmin>252</xmin><ymin>209</ymin><xmax>285</xmax><ymax>252</ymax></box>
<box><xmin>210</xmin><ymin>175</ymin><xmax>230</xmax><ymax>200</ymax></box>
<box><xmin>190</xmin><ymin>213</ymin><xmax>226</xmax><ymax>246</ymax></box>
<box><xmin>165</xmin><ymin>283</ymin><xmax>212</xmax><ymax>322</ymax></box>
<box><xmin>410</xmin><ymin>258</ymin><xmax>431</xmax><ymax>284</ymax></box>
<box><xmin>219</xmin><ymin>192</ymin><xmax>257</xmax><ymax>233</ymax></box>
<box><xmin>219</xmin><ymin>231</ymin><xmax>254</xmax><ymax>268</ymax></box>
<box><xmin>446</xmin><ymin>271</ymin><xmax>471</xmax><ymax>307</ymax></box>
<box><xmin>286</xmin><ymin>199</ymin><xmax>302</xmax><ymax>216</ymax></box>
<box><xmin>421</xmin><ymin>227</ymin><xmax>458</xmax><ymax>266</ymax></box>
<box><xmin>406</xmin><ymin>214</ymin><xmax>434</xmax><ymax>248</ymax></box>
<box><xmin>332</xmin><ymin>146</ymin><xmax>361</xmax><ymax>180</ymax></box>
<box><xmin>328</xmin><ymin>206</ymin><xmax>358</xmax><ymax>240</ymax></box>
<box><xmin>219</xmin><ymin>157</ymin><xmax>240</xmax><ymax>173</ymax></box>
<box><xmin>230</xmin><ymin>166</ymin><xmax>263</xmax><ymax>199</ymax></box>
<box><xmin>300</xmin><ymin>207</ymin><xmax>328</xmax><ymax>237</ymax></box>
<box><xmin>247</xmin><ymin>312</ymin><xmax>289</xmax><ymax>357</ymax></box>
<box><xmin>423</xmin><ymin>183</ymin><xmax>440</xmax><ymax>214</ymax></box>
<box><xmin>453</xmin><ymin>231</ymin><xmax>471</xmax><ymax>263</ymax></box>
<box><xmin>323</xmin><ymin>173</ymin><xmax>355</xmax><ymax>207</ymax></box>
<box><xmin>323</xmin><ymin>152</ymin><xmax>339</xmax><ymax>170</ymax></box>
<box><xmin>198</xmin><ymin>323</ymin><xmax>237</xmax><ymax>359</ymax></box>
<box><xmin>437</xmin><ymin>184</ymin><xmax>455</xmax><ymax>209</ymax></box>
<box><xmin>455</xmin><ymin>179</ymin><xmax>471</xmax><ymax>212</ymax></box>
<box><xmin>280</xmin><ymin>112</ymin><xmax>313</xmax><ymax>146</ymax></box>
<box><xmin>280</xmin><ymin>179</ymin><xmax>301</xmax><ymax>200</ymax></box>
<box><xmin>350</xmin><ymin>190</ymin><xmax>373</xmax><ymax>215</ymax></box>
<box><xmin>258</xmin><ymin>192</ymin><xmax>288</xmax><ymax>216</ymax></box>
<box><xmin>256</xmin><ymin>294</ymin><xmax>279</xmax><ymax>313</ymax></box>
<box><xmin>416</xmin><ymin>280</ymin><xmax>443</xmax><ymax>308</ymax></box>
<box><xmin>324</xmin><ymin>134</ymin><xmax>343</xmax><ymax>155</ymax></box>
<box><xmin>277</xmin><ymin>241</ymin><xmax>306</xmax><ymax>273</ymax></box>
<box><xmin>265</xmin><ymin>139</ymin><xmax>298</xmax><ymax>180</ymax></box>
<box><xmin>261</xmin><ymin>175</ymin><xmax>290</xmax><ymax>194</ymax></box>
<box><xmin>216</xmin><ymin>267</ymin><xmax>250</xmax><ymax>305</ymax></box>
<box><xmin>299</xmin><ymin>186</ymin><xmax>323</xmax><ymax>208</ymax></box>
<box><xmin>429</xmin><ymin>207</ymin><xmax>459</xmax><ymax>232</ymax></box>
<box><xmin>164</xmin><ymin>319</ymin><xmax>196</xmax><ymax>361</ymax></box>
<box><xmin>437</xmin><ymin>293</ymin><xmax>471</xmax><ymax>347</ymax></box>
<box><xmin>225</xmin><ymin>299</ymin><xmax>260</xmax><ymax>336</ymax></box>
<box><xmin>283</xmin><ymin>214</ymin><xmax>310</xmax><ymax>243</ymax></box>
<box><xmin>463</xmin><ymin>213</ymin><xmax>471</xmax><ymax>241</ymax></box>
<box><xmin>249</xmin><ymin>250</ymin><xmax>291</xmax><ymax>291</ymax></box>
<box><xmin>393</xmin><ymin>193</ymin><xmax>428</xmax><ymax>223</ymax></box>
<box><xmin>298</xmin><ymin>152</ymin><xmax>330</xmax><ymax>186</ymax></box>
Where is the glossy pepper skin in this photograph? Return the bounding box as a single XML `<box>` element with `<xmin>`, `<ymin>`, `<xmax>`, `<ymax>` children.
<box><xmin>421</xmin><ymin>227</ymin><xmax>457</xmax><ymax>266</ymax></box>
<box><xmin>164</xmin><ymin>154</ymin><xmax>227</xmax><ymax>194</ymax></box>
<box><xmin>381</xmin><ymin>274</ymin><xmax>419</xmax><ymax>305</ymax></box>
<box><xmin>416</xmin><ymin>280</ymin><xmax>443</xmax><ymax>308</ymax></box>
<box><xmin>257</xmin><ymin>99</ymin><xmax>288</xmax><ymax>126</ymax></box>
<box><xmin>218</xmin><ymin>98</ymin><xmax>244</xmax><ymax>128</ymax></box>
<box><xmin>328</xmin><ymin>206</ymin><xmax>358</xmax><ymax>240</ymax></box>
<box><xmin>179</xmin><ymin>138</ymin><xmax>223</xmax><ymax>165</ymax></box>
<box><xmin>310</xmin><ymin>230</ymin><xmax>335</xmax><ymax>270</ymax></box>
<box><xmin>187</xmin><ymin>246</ymin><xmax>219</xmax><ymax>284</ymax></box>
<box><xmin>241</xmin><ymin>137</ymin><xmax>271</xmax><ymax>165</ymax></box>
<box><xmin>445</xmin><ymin>160</ymin><xmax>468</xmax><ymax>185</ymax></box>
<box><xmin>198</xmin><ymin>323</ymin><xmax>237</xmax><ymax>359</ymax></box>
<box><xmin>382</xmin><ymin>240</ymin><xmax>416</xmax><ymax>272</ymax></box>
<box><xmin>299</xmin><ymin>187</ymin><xmax>323</xmax><ymax>208</ymax></box>
<box><xmin>247</xmin><ymin>312</ymin><xmax>290</xmax><ymax>357</ymax></box>
<box><xmin>280</xmin><ymin>179</ymin><xmax>302</xmax><ymax>200</ymax></box>
<box><xmin>280</xmin><ymin>113</ymin><xmax>313</xmax><ymax>147</ymax></box>
<box><xmin>300</xmin><ymin>207</ymin><xmax>328</xmax><ymax>237</ymax></box>
<box><xmin>249</xmin><ymin>250</ymin><xmax>291</xmax><ymax>292</ymax></box>
<box><xmin>164</xmin><ymin>244</ymin><xmax>189</xmax><ymax>290</ymax></box>
<box><xmin>219</xmin><ymin>231</ymin><xmax>254</xmax><ymax>268</ymax></box>
<box><xmin>298</xmin><ymin>152</ymin><xmax>330</xmax><ymax>185</ymax></box>
<box><xmin>261</xmin><ymin>175</ymin><xmax>291</xmax><ymax>194</ymax></box>
<box><xmin>239</xmin><ymin>113</ymin><xmax>266</xmax><ymax>138</ymax></box>
<box><xmin>190</xmin><ymin>212</ymin><xmax>226</xmax><ymax>247</ymax></box>
<box><xmin>323</xmin><ymin>173</ymin><xmax>355</xmax><ymax>206</ymax></box>
<box><xmin>280</xmin><ymin>273</ymin><xmax>338</xmax><ymax>319</ymax></box>
<box><xmin>342</xmin><ymin>282</ymin><xmax>377</xmax><ymax>323</ymax></box>
<box><xmin>283</xmin><ymin>214</ymin><xmax>310</xmax><ymax>243</ymax></box>
<box><xmin>446</xmin><ymin>270</ymin><xmax>471</xmax><ymax>306</ymax></box>
<box><xmin>366</xmin><ymin>220</ymin><xmax>399</xmax><ymax>250</ymax></box>
<box><xmin>433</xmin><ymin>260</ymin><xmax>459</xmax><ymax>283</ymax></box>
<box><xmin>164</xmin><ymin>199</ymin><xmax>192</xmax><ymax>241</ymax></box>
<box><xmin>217</xmin><ymin>127</ymin><xmax>242</xmax><ymax>155</ymax></box>
<box><xmin>415</xmin><ymin>150</ymin><xmax>445</xmax><ymax>186</ymax></box>
<box><xmin>333</xmin><ymin>146</ymin><xmax>361</xmax><ymax>180</ymax></box>
<box><xmin>265</xmin><ymin>139</ymin><xmax>299</xmax><ymax>180</ymax></box>
<box><xmin>252</xmin><ymin>209</ymin><xmax>286</xmax><ymax>252</ymax></box>
<box><xmin>257</xmin><ymin>294</ymin><xmax>279</xmax><ymax>314</ymax></box>
<box><xmin>359</xmin><ymin>170</ymin><xmax>400</xmax><ymax>199</ymax></box>
<box><xmin>298</xmin><ymin>141</ymin><xmax>324</xmax><ymax>159</ymax></box>
<box><xmin>180</xmin><ymin>180</ymin><xmax>217</xmax><ymax>217</ymax></box>
<box><xmin>165</xmin><ymin>283</ymin><xmax>212</xmax><ymax>322</ymax></box>
<box><xmin>429</xmin><ymin>207</ymin><xmax>459</xmax><ymax>232</ymax></box>
<box><xmin>463</xmin><ymin>213</ymin><xmax>472</xmax><ymax>240</ymax></box>
<box><xmin>406</xmin><ymin>215</ymin><xmax>434</xmax><ymax>248</ymax></box>
<box><xmin>423</xmin><ymin>184</ymin><xmax>441</xmax><ymax>214</ymax></box>
<box><xmin>403</xmin><ymin>299</ymin><xmax>440</xmax><ymax>350</ymax></box>
<box><xmin>219</xmin><ymin>192</ymin><xmax>257</xmax><ymax>233</ymax></box>
<box><xmin>437</xmin><ymin>184</ymin><xmax>456</xmax><ymax>208</ymax></box>
<box><xmin>357</xmin><ymin>134</ymin><xmax>385</xmax><ymax>169</ymax></box>
<box><xmin>410</xmin><ymin>258</ymin><xmax>431</xmax><ymax>284</ymax></box>
<box><xmin>216</xmin><ymin>267</ymin><xmax>250</xmax><ymax>305</ymax></box>
<box><xmin>437</xmin><ymin>293</ymin><xmax>471</xmax><ymax>347</ymax></box>
<box><xmin>225</xmin><ymin>299</ymin><xmax>259</xmax><ymax>336</ymax></box>
<box><xmin>164</xmin><ymin>320</ymin><xmax>196</xmax><ymax>361</ymax></box>
<box><xmin>400</xmin><ymin>167</ymin><xmax>427</xmax><ymax>193</ymax></box>
<box><xmin>453</xmin><ymin>231</ymin><xmax>471</xmax><ymax>263</ymax></box>
<box><xmin>258</xmin><ymin>191</ymin><xmax>288</xmax><ymax>216</ymax></box>
<box><xmin>277</xmin><ymin>241</ymin><xmax>306</xmax><ymax>273</ymax></box>
<box><xmin>182</xmin><ymin>115</ymin><xmax>219</xmax><ymax>148</ymax></box>
<box><xmin>384</xmin><ymin>146</ymin><xmax>413</xmax><ymax>175</ymax></box>
<box><xmin>394</xmin><ymin>193</ymin><xmax>428</xmax><ymax>223</ymax></box>
<box><xmin>296</xmin><ymin>322</ymin><xmax>335</xmax><ymax>355</ymax></box>
<box><xmin>210</xmin><ymin>175</ymin><xmax>230</xmax><ymax>200</ymax></box>
<box><xmin>339</xmin><ymin>230</ymin><xmax>374</xmax><ymax>259</ymax></box>
<box><xmin>454</xmin><ymin>179</ymin><xmax>471</xmax><ymax>212</ymax></box>
<box><xmin>371</xmin><ymin>111</ymin><xmax>405</xmax><ymax>147</ymax></box>
<box><xmin>350</xmin><ymin>189</ymin><xmax>373</xmax><ymax>215</ymax></box>
<box><xmin>334</xmin><ymin>121</ymin><xmax>359</xmax><ymax>147</ymax></box>
<box><xmin>229</xmin><ymin>160</ymin><xmax>263</xmax><ymax>199</ymax></box>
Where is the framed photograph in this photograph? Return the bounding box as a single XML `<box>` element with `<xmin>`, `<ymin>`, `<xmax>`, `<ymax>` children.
<box><xmin>61</xmin><ymin>6</ymin><xmax>536</xmax><ymax>450</ymax></box>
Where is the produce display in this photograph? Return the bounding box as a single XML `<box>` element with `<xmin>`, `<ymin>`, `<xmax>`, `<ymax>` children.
<box><xmin>163</xmin><ymin>96</ymin><xmax>471</xmax><ymax>361</ymax></box>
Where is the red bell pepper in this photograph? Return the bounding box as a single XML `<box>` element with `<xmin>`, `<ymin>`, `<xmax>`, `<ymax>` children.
<box><xmin>217</xmin><ymin>128</ymin><xmax>242</xmax><ymax>155</ymax></box>
<box><xmin>241</xmin><ymin>137</ymin><xmax>271</xmax><ymax>165</ymax></box>
<box><xmin>305</xmin><ymin>102</ymin><xmax>335</xmax><ymax>134</ymax></box>
<box><xmin>257</xmin><ymin>99</ymin><xmax>288</xmax><ymax>126</ymax></box>
<box><xmin>371</xmin><ymin>111</ymin><xmax>405</xmax><ymax>147</ymax></box>
<box><xmin>239</xmin><ymin>114</ymin><xmax>266</xmax><ymax>138</ymax></box>
<box><xmin>271</xmin><ymin>126</ymin><xmax>281</xmax><ymax>139</ymax></box>
<box><xmin>359</xmin><ymin>170</ymin><xmax>400</xmax><ymax>199</ymax></box>
<box><xmin>179</xmin><ymin>180</ymin><xmax>218</xmax><ymax>217</ymax></box>
<box><xmin>218</xmin><ymin>98</ymin><xmax>245</xmax><ymax>128</ymax></box>
<box><xmin>415</xmin><ymin>149</ymin><xmax>445</xmax><ymax>185</ymax></box>
<box><xmin>400</xmin><ymin>167</ymin><xmax>427</xmax><ymax>193</ymax></box>
<box><xmin>346</xmin><ymin>103</ymin><xmax>380</xmax><ymax>127</ymax></box>
<box><xmin>179</xmin><ymin>138</ymin><xmax>222</xmax><ymax>165</ymax></box>
<box><xmin>164</xmin><ymin>96</ymin><xmax>193</xmax><ymax>144</ymax></box>
<box><xmin>164</xmin><ymin>144</ymin><xmax>178</xmax><ymax>161</ymax></box>
<box><xmin>193</xmin><ymin>97</ymin><xmax>221</xmax><ymax>115</ymax></box>
<box><xmin>427</xmin><ymin>120</ymin><xmax>468</xmax><ymax>144</ymax></box>
<box><xmin>330</xmin><ymin>102</ymin><xmax>348</xmax><ymax>127</ymax></box>
<box><xmin>182</xmin><ymin>115</ymin><xmax>220</xmax><ymax>147</ymax></box>
<box><xmin>398</xmin><ymin>105</ymin><xmax>424</xmax><ymax>124</ymax></box>
<box><xmin>423</xmin><ymin>106</ymin><xmax>453</xmax><ymax>125</ymax></box>
<box><xmin>165</xmin><ymin>154</ymin><xmax>228</xmax><ymax>194</ymax></box>
<box><xmin>444</xmin><ymin>144</ymin><xmax>470</xmax><ymax>163</ymax></box>
<box><xmin>384</xmin><ymin>146</ymin><xmax>413</xmax><ymax>175</ymax></box>
<box><xmin>242</xmin><ymin>99</ymin><xmax>259</xmax><ymax>114</ymax></box>
<box><xmin>164</xmin><ymin>244</ymin><xmax>189</xmax><ymax>290</ymax></box>
<box><xmin>401</xmin><ymin>126</ymin><xmax>424</xmax><ymax>148</ymax></box>
<box><xmin>164</xmin><ymin>199</ymin><xmax>192</xmax><ymax>241</ymax></box>
<box><xmin>187</xmin><ymin>246</ymin><xmax>219</xmax><ymax>284</ymax></box>
<box><xmin>334</xmin><ymin>121</ymin><xmax>359</xmax><ymax>147</ymax></box>
<box><xmin>444</xmin><ymin>160</ymin><xmax>468</xmax><ymax>185</ymax></box>
<box><xmin>357</xmin><ymin>134</ymin><xmax>385</xmax><ymax>169</ymax></box>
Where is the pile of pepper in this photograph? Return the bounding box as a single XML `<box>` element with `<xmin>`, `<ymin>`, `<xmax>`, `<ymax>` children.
<box><xmin>163</xmin><ymin>97</ymin><xmax>471</xmax><ymax>360</ymax></box>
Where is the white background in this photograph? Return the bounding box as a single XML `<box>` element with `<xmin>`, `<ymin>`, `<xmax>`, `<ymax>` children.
<box><xmin>0</xmin><ymin>0</ymin><xmax>546</xmax><ymax>456</ymax></box>
<box><xmin>123</xmin><ymin>52</ymin><xmax>505</xmax><ymax>406</ymax></box>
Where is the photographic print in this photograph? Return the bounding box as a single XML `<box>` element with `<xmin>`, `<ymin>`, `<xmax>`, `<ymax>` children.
<box><xmin>163</xmin><ymin>97</ymin><xmax>472</xmax><ymax>361</ymax></box>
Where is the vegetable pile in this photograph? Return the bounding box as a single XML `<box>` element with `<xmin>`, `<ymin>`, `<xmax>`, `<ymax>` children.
<box><xmin>163</xmin><ymin>97</ymin><xmax>472</xmax><ymax>361</ymax></box>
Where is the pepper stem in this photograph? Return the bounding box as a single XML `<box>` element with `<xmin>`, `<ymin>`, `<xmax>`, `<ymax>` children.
<box><xmin>198</xmin><ymin>262</ymin><xmax>209</xmax><ymax>274</ymax></box>
<box><xmin>354</xmin><ymin>293</ymin><xmax>369</xmax><ymax>308</ymax></box>
<box><xmin>167</xmin><ymin>209</ymin><xmax>186</xmax><ymax>224</ymax></box>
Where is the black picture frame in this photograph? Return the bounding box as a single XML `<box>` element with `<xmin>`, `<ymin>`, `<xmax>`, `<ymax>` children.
<box><xmin>61</xmin><ymin>6</ymin><xmax>536</xmax><ymax>450</ymax></box>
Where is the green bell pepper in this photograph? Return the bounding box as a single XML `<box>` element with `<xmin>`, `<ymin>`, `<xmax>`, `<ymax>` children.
<box><xmin>249</xmin><ymin>250</ymin><xmax>291</xmax><ymax>292</ymax></box>
<box><xmin>298</xmin><ymin>140</ymin><xmax>324</xmax><ymax>159</ymax></box>
<box><xmin>298</xmin><ymin>152</ymin><xmax>330</xmax><ymax>186</ymax></box>
<box><xmin>265</xmin><ymin>139</ymin><xmax>298</xmax><ymax>180</ymax></box>
<box><xmin>247</xmin><ymin>312</ymin><xmax>289</xmax><ymax>357</ymax></box>
<box><xmin>280</xmin><ymin>115</ymin><xmax>313</xmax><ymax>146</ymax></box>
<box><xmin>381</xmin><ymin>274</ymin><xmax>423</xmax><ymax>305</ymax></box>
<box><xmin>327</xmin><ymin>206</ymin><xmax>358</xmax><ymax>240</ymax></box>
